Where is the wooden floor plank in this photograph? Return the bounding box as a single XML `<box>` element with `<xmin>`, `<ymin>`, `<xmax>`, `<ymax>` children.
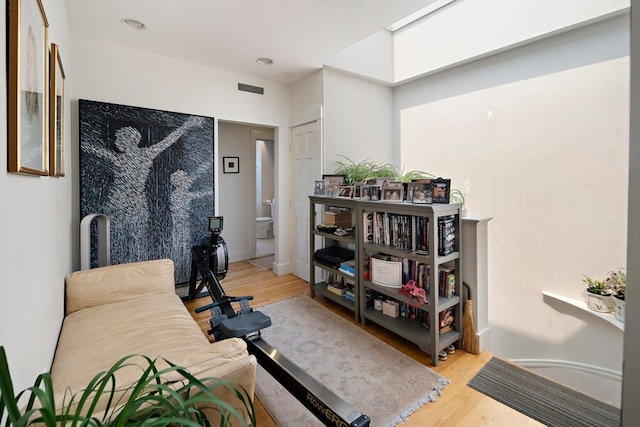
<box><xmin>184</xmin><ymin>261</ymin><xmax>541</xmax><ymax>426</ymax></box>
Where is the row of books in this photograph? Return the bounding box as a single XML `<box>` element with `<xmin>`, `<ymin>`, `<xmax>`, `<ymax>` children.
<box><xmin>364</xmin><ymin>211</ymin><xmax>458</xmax><ymax>256</ymax></box>
<box><xmin>363</xmin><ymin>212</ymin><xmax>430</xmax><ymax>253</ymax></box>
<box><xmin>370</xmin><ymin>293</ymin><xmax>455</xmax><ymax>334</ymax></box>
<box><xmin>365</xmin><ymin>256</ymin><xmax>456</xmax><ymax>298</ymax></box>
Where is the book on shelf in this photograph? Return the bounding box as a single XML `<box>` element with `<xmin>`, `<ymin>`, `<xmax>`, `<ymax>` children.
<box><xmin>363</xmin><ymin>212</ymin><xmax>374</xmax><ymax>243</ymax></box>
<box><xmin>439</xmin><ymin>306</ymin><xmax>455</xmax><ymax>333</ymax></box>
<box><xmin>438</xmin><ymin>215</ymin><xmax>457</xmax><ymax>256</ymax></box>
<box><xmin>339</xmin><ymin>259</ymin><xmax>356</xmax><ymax>276</ymax></box>
<box><xmin>362</xmin><ymin>255</ymin><xmax>371</xmax><ymax>281</ymax></box>
<box><xmin>438</xmin><ymin>265</ymin><xmax>455</xmax><ymax>298</ymax></box>
<box><xmin>327</xmin><ymin>281</ymin><xmax>348</xmax><ymax>296</ymax></box>
<box><xmin>343</xmin><ymin>290</ymin><xmax>356</xmax><ymax>302</ymax></box>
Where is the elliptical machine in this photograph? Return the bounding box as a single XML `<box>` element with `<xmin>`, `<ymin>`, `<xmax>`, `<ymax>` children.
<box><xmin>189</xmin><ymin>217</ymin><xmax>370</xmax><ymax>427</ymax></box>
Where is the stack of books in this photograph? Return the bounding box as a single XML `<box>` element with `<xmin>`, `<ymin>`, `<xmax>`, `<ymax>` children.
<box><xmin>327</xmin><ymin>281</ymin><xmax>348</xmax><ymax>296</ymax></box>
<box><xmin>339</xmin><ymin>260</ymin><xmax>355</xmax><ymax>276</ymax></box>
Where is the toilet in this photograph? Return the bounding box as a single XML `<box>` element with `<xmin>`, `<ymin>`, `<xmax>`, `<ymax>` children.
<box><xmin>256</xmin><ymin>217</ymin><xmax>273</xmax><ymax>239</ymax></box>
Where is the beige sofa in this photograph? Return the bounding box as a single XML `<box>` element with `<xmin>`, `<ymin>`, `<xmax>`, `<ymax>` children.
<box><xmin>50</xmin><ymin>259</ymin><xmax>257</xmax><ymax>424</ymax></box>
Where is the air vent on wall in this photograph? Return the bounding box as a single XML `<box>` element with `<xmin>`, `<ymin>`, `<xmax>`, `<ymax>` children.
<box><xmin>237</xmin><ymin>82</ymin><xmax>264</xmax><ymax>95</ymax></box>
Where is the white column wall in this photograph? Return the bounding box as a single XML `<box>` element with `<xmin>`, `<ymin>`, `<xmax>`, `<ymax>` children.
<box><xmin>395</xmin><ymin>15</ymin><xmax>629</xmax><ymax>405</ymax></box>
<box><xmin>322</xmin><ymin>69</ymin><xmax>395</xmax><ymax>174</ymax></box>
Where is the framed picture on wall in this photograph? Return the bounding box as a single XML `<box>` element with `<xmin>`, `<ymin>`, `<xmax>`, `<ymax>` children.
<box><xmin>223</xmin><ymin>156</ymin><xmax>239</xmax><ymax>173</ymax></box>
<box><xmin>7</xmin><ymin>0</ymin><xmax>50</xmax><ymax>175</ymax></box>
<box><xmin>49</xmin><ymin>43</ymin><xmax>65</xmax><ymax>176</ymax></box>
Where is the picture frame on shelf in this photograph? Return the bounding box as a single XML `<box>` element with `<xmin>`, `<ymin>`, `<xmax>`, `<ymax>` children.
<box><xmin>381</xmin><ymin>186</ymin><xmax>403</xmax><ymax>202</ymax></box>
<box><xmin>8</xmin><ymin>0</ymin><xmax>50</xmax><ymax>175</ymax></box>
<box><xmin>313</xmin><ymin>179</ymin><xmax>327</xmax><ymax>196</ymax></box>
<box><xmin>370</xmin><ymin>186</ymin><xmax>380</xmax><ymax>201</ymax></box>
<box><xmin>223</xmin><ymin>156</ymin><xmax>239</xmax><ymax>173</ymax></box>
<box><xmin>49</xmin><ymin>43</ymin><xmax>65</xmax><ymax>176</ymax></box>
<box><xmin>322</xmin><ymin>174</ymin><xmax>346</xmax><ymax>185</ymax></box>
<box><xmin>337</xmin><ymin>185</ymin><xmax>354</xmax><ymax>199</ymax></box>
<box><xmin>408</xmin><ymin>182</ymin><xmax>433</xmax><ymax>204</ymax></box>
<box><xmin>359</xmin><ymin>185</ymin><xmax>372</xmax><ymax>200</ymax></box>
<box><xmin>376</xmin><ymin>177</ymin><xmax>395</xmax><ymax>188</ymax></box>
<box><xmin>432</xmin><ymin>178</ymin><xmax>451</xmax><ymax>203</ymax></box>
<box><xmin>326</xmin><ymin>183</ymin><xmax>340</xmax><ymax>198</ymax></box>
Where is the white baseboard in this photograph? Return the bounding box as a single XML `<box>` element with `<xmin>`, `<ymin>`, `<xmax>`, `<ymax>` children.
<box><xmin>510</xmin><ymin>358</ymin><xmax>622</xmax><ymax>407</ymax></box>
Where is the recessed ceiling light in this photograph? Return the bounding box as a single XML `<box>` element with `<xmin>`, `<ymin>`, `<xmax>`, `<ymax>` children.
<box><xmin>121</xmin><ymin>18</ymin><xmax>146</xmax><ymax>30</ymax></box>
<box><xmin>256</xmin><ymin>57</ymin><xmax>274</xmax><ymax>65</ymax></box>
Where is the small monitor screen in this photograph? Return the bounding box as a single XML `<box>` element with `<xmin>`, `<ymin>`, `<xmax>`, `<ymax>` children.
<box><xmin>208</xmin><ymin>216</ymin><xmax>223</xmax><ymax>232</ymax></box>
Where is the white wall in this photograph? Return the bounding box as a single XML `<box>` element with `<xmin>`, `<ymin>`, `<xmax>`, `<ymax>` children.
<box><xmin>0</xmin><ymin>0</ymin><xmax>73</xmax><ymax>394</ymax></box>
<box><xmin>322</xmin><ymin>69</ymin><xmax>395</xmax><ymax>174</ymax></box>
<box><xmin>393</xmin><ymin>0</ymin><xmax>629</xmax><ymax>83</ymax></box>
<box><xmin>70</xmin><ymin>36</ymin><xmax>292</xmax><ymax>271</ymax></box>
<box><xmin>395</xmin><ymin>14</ymin><xmax>629</xmax><ymax>405</ymax></box>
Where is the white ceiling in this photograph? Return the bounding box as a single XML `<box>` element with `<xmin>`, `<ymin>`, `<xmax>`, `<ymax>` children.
<box><xmin>64</xmin><ymin>0</ymin><xmax>435</xmax><ymax>85</ymax></box>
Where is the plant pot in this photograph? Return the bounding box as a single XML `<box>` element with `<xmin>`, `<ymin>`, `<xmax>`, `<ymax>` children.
<box><xmin>582</xmin><ymin>288</ymin><xmax>614</xmax><ymax>313</ymax></box>
<box><xmin>613</xmin><ymin>296</ymin><xmax>625</xmax><ymax>322</ymax></box>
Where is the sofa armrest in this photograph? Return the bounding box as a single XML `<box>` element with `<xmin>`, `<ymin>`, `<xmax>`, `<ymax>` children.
<box><xmin>65</xmin><ymin>259</ymin><xmax>175</xmax><ymax>315</ymax></box>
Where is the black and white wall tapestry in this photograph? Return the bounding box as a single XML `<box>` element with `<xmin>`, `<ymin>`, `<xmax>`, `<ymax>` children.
<box><xmin>79</xmin><ymin>99</ymin><xmax>214</xmax><ymax>284</ymax></box>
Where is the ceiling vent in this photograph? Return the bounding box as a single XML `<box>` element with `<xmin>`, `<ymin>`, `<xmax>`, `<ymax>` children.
<box><xmin>237</xmin><ymin>82</ymin><xmax>264</xmax><ymax>95</ymax></box>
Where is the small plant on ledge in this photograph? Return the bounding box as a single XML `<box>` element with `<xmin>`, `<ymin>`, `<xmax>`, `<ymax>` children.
<box><xmin>582</xmin><ymin>269</ymin><xmax>626</xmax><ymax>316</ymax></box>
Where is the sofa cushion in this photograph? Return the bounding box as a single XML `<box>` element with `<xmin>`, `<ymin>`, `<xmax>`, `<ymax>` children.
<box><xmin>65</xmin><ymin>259</ymin><xmax>175</xmax><ymax>315</ymax></box>
<box><xmin>52</xmin><ymin>292</ymin><xmax>211</xmax><ymax>393</ymax></box>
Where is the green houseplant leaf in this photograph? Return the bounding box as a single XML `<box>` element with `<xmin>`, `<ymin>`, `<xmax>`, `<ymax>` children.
<box><xmin>0</xmin><ymin>347</ymin><xmax>255</xmax><ymax>427</ymax></box>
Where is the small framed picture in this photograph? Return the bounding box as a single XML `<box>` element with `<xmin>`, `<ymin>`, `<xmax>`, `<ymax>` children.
<box><xmin>408</xmin><ymin>182</ymin><xmax>433</xmax><ymax>204</ymax></box>
<box><xmin>313</xmin><ymin>179</ymin><xmax>327</xmax><ymax>195</ymax></box>
<box><xmin>337</xmin><ymin>185</ymin><xmax>354</xmax><ymax>199</ymax></box>
<box><xmin>370</xmin><ymin>186</ymin><xmax>380</xmax><ymax>201</ymax></box>
<box><xmin>223</xmin><ymin>156</ymin><xmax>239</xmax><ymax>173</ymax></box>
<box><xmin>322</xmin><ymin>174</ymin><xmax>346</xmax><ymax>185</ymax></box>
<box><xmin>326</xmin><ymin>183</ymin><xmax>340</xmax><ymax>197</ymax></box>
<box><xmin>360</xmin><ymin>185</ymin><xmax>372</xmax><ymax>200</ymax></box>
<box><xmin>382</xmin><ymin>187</ymin><xmax>403</xmax><ymax>202</ymax></box>
<box><xmin>432</xmin><ymin>178</ymin><xmax>451</xmax><ymax>203</ymax></box>
<box><xmin>376</xmin><ymin>177</ymin><xmax>395</xmax><ymax>188</ymax></box>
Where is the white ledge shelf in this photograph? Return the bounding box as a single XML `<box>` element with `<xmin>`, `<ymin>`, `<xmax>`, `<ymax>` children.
<box><xmin>542</xmin><ymin>291</ymin><xmax>624</xmax><ymax>331</ymax></box>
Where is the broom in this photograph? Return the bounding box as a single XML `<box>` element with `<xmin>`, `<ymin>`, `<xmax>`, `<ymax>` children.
<box><xmin>461</xmin><ymin>282</ymin><xmax>480</xmax><ymax>354</ymax></box>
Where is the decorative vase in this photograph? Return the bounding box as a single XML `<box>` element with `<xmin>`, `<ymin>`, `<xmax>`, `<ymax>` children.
<box><xmin>613</xmin><ymin>297</ymin><xmax>625</xmax><ymax>322</ymax></box>
<box><xmin>582</xmin><ymin>288</ymin><xmax>614</xmax><ymax>313</ymax></box>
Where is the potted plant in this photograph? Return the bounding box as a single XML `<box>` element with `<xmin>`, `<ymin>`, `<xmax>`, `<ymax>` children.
<box><xmin>0</xmin><ymin>346</ymin><xmax>255</xmax><ymax>426</ymax></box>
<box><xmin>582</xmin><ymin>275</ymin><xmax>615</xmax><ymax>313</ymax></box>
<box><xmin>606</xmin><ymin>269</ymin><xmax>626</xmax><ymax>322</ymax></box>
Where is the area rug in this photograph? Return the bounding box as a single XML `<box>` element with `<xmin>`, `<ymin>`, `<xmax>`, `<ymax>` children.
<box><xmin>248</xmin><ymin>255</ymin><xmax>274</xmax><ymax>270</ymax></box>
<box><xmin>468</xmin><ymin>357</ymin><xmax>620</xmax><ymax>427</ymax></box>
<box><xmin>254</xmin><ymin>295</ymin><xmax>449</xmax><ymax>426</ymax></box>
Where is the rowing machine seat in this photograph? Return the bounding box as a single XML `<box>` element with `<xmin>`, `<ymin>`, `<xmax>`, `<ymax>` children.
<box><xmin>220</xmin><ymin>311</ymin><xmax>272</xmax><ymax>338</ymax></box>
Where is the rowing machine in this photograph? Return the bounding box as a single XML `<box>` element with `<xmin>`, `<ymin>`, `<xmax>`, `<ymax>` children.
<box><xmin>193</xmin><ymin>216</ymin><xmax>370</xmax><ymax>427</ymax></box>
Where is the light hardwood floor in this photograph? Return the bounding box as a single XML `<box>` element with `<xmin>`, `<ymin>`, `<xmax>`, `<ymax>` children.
<box><xmin>184</xmin><ymin>261</ymin><xmax>542</xmax><ymax>427</ymax></box>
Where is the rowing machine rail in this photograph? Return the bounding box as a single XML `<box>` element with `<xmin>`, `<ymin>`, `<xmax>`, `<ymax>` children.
<box><xmin>245</xmin><ymin>334</ymin><xmax>370</xmax><ymax>427</ymax></box>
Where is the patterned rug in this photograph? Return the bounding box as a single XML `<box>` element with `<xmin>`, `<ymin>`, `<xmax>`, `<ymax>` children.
<box><xmin>468</xmin><ymin>357</ymin><xmax>620</xmax><ymax>427</ymax></box>
<box><xmin>254</xmin><ymin>295</ymin><xmax>449</xmax><ymax>426</ymax></box>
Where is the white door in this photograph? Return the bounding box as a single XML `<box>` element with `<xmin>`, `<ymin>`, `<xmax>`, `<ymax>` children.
<box><xmin>291</xmin><ymin>121</ymin><xmax>321</xmax><ymax>281</ymax></box>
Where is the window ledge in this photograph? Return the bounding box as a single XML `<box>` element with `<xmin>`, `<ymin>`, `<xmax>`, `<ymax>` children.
<box><xmin>543</xmin><ymin>291</ymin><xmax>624</xmax><ymax>331</ymax></box>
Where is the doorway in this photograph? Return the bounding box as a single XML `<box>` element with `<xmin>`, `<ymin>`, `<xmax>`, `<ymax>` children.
<box><xmin>255</xmin><ymin>138</ymin><xmax>275</xmax><ymax>259</ymax></box>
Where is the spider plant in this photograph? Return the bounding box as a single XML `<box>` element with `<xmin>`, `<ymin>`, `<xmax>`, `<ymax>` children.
<box><xmin>0</xmin><ymin>346</ymin><xmax>255</xmax><ymax>427</ymax></box>
<box><xmin>333</xmin><ymin>155</ymin><xmax>435</xmax><ymax>185</ymax></box>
